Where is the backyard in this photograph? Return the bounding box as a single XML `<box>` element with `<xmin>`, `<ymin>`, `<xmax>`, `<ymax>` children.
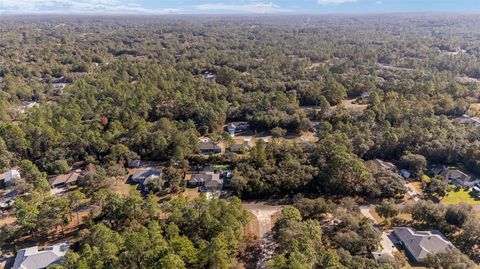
<box><xmin>441</xmin><ymin>187</ymin><xmax>480</xmax><ymax>205</ymax></box>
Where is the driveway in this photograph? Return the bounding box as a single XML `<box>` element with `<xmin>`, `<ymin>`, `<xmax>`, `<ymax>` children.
<box><xmin>360</xmin><ymin>205</ymin><xmax>398</xmax><ymax>257</ymax></box>
<box><xmin>405</xmin><ymin>182</ymin><xmax>421</xmax><ymax>201</ymax></box>
<box><xmin>359</xmin><ymin>205</ymin><xmax>377</xmax><ymax>223</ymax></box>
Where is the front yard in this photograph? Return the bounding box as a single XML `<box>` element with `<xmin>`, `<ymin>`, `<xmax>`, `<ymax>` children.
<box><xmin>441</xmin><ymin>187</ymin><xmax>480</xmax><ymax>205</ymax></box>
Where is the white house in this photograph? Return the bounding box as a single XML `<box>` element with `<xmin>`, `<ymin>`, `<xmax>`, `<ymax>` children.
<box><xmin>13</xmin><ymin>242</ymin><xmax>69</xmax><ymax>269</ymax></box>
<box><xmin>4</xmin><ymin>169</ymin><xmax>21</xmax><ymax>183</ymax></box>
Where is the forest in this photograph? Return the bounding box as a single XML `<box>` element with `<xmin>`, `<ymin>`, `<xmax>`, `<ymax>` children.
<box><xmin>0</xmin><ymin>14</ymin><xmax>479</xmax><ymax>269</ymax></box>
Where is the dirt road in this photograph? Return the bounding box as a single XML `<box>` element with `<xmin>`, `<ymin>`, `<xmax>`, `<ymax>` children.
<box><xmin>243</xmin><ymin>202</ymin><xmax>282</xmax><ymax>268</ymax></box>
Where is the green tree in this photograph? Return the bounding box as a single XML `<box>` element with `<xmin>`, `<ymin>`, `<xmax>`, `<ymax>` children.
<box><xmin>375</xmin><ymin>199</ymin><xmax>399</xmax><ymax>225</ymax></box>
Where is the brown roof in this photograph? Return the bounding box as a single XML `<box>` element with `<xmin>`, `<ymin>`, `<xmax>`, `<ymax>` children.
<box><xmin>49</xmin><ymin>171</ymin><xmax>80</xmax><ymax>186</ymax></box>
<box><xmin>199</xmin><ymin>142</ymin><xmax>221</xmax><ymax>150</ymax></box>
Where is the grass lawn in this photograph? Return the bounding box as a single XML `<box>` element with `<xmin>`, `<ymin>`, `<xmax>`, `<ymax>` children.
<box><xmin>212</xmin><ymin>164</ymin><xmax>231</xmax><ymax>171</ymax></box>
<box><xmin>441</xmin><ymin>188</ymin><xmax>480</xmax><ymax>205</ymax></box>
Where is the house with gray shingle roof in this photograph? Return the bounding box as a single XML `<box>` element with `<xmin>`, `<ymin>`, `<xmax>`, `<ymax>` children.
<box><xmin>131</xmin><ymin>168</ymin><xmax>162</xmax><ymax>184</ymax></box>
<box><xmin>441</xmin><ymin>168</ymin><xmax>478</xmax><ymax>187</ymax></box>
<box><xmin>393</xmin><ymin>227</ymin><xmax>456</xmax><ymax>264</ymax></box>
<box><xmin>13</xmin><ymin>242</ymin><xmax>69</xmax><ymax>269</ymax></box>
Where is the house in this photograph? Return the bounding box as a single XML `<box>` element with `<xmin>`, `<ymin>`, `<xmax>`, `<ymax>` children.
<box><xmin>373</xmin><ymin>159</ymin><xmax>397</xmax><ymax>172</ymax></box>
<box><xmin>441</xmin><ymin>168</ymin><xmax>478</xmax><ymax>187</ymax></box>
<box><xmin>12</xmin><ymin>242</ymin><xmax>69</xmax><ymax>269</ymax></box>
<box><xmin>127</xmin><ymin>159</ymin><xmax>141</xmax><ymax>168</ymax></box>
<box><xmin>228</xmin><ymin>138</ymin><xmax>254</xmax><ymax>153</ymax></box>
<box><xmin>199</xmin><ymin>141</ymin><xmax>222</xmax><ymax>155</ymax></box>
<box><xmin>202</xmin><ymin>174</ymin><xmax>223</xmax><ymax>192</ymax></box>
<box><xmin>48</xmin><ymin>170</ymin><xmax>81</xmax><ymax>188</ymax></box>
<box><xmin>226</xmin><ymin>122</ymin><xmax>249</xmax><ymax>136</ymax></box>
<box><xmin>131</xmin><ymin>168</ymin><xmax>162</xmax><ymax>184</ymax></box>
<box><xmin>186</xmin><ymin>169</ymin><xmax>223</xmax><ymax>193</ymax></box>
<box><xmin>203</xmin><ymin>71</ymin><xmax>216</xmax><ymax>80</ymax></box>
<box><xmin>453</xmin><ymin>115</ymin><xmax>480</xmax><ymax>128</ymax></box>
<box><xmin>393</xmin><ymin>227</ymin><xmax>456</xmax><ymax>264</ymax></box>
<box><xmin>400</xmin><ymin>169</ymin><xmax>411</xmax><ymax>179</ymax></box>
<box><xmin>4</xmin><ymin>169</ymin><xmax>21</xmax><ymax>183</ymax></box>
<box><xmin>472</xmin><ymin>186</ymin><xmax>480</xmax><ymax>198</ymax></box>
<box><xmin>52</xmin><ymin>83</ymin><xmax>68</xmax><ymax>93</ymax></box>
<box><xmin>359</xmin><ymin>92</ymin><xmax>371</xmax><ymax>99</ymax></box>
<box><xmin>0</xmin><ymin>189</ymin><xmax>16</xmax><ymax>209</ymax></box>
<box><xmin>17</xmin><ymin>101</ymin><xmax>39</xmax><ymax>114</ymax></box>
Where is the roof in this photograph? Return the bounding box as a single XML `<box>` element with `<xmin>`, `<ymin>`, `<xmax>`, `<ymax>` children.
<box><xmin>373</xmin><ymin>159</ymin><xmax>397</xmax><ymax>172</ymax></box>
<box><xmin>4</xmin><ymin>169</ymin><xmax>20</xmax><ymax>182</ymax></box>
<box><xmin>190</xmin><ymin>173</ymin><xmax>214</xmax><ymax>184</ymax></box>
<box><xmin>393</xmin><ymin>227</ymin><xmax>456</xmax><ymax>263</ymax></box>
<box><xmin>227</xmin><ymin>121</ymin><xmax>248</xmax><ymax>129</ymax></box>
<box><xmin>204</xmin><ymin>174</ymin><xmax>223</xmax><ymax>189</ymax></box>
<box><xmin>13</xmin><ymin>243</ymin><xmax>69</xmax><ymax>269</ymax></box>
<box><xmin>131</xmin><ymin>168</ymin><xmax>162</xmax><ymax>181</ymax></box>
<box><xmin>441</xmin><ymin>169</ymin><xmax>471</xmax><ymax>182</ymax></box>
<box><xmin>229</xmin><ymin>144</ymin><xmax>243</xmax><ymax>151</ymax></box>
<box><xmin>400</xmin><ymin>169</ymin><xmax>411</xmax><ymax>179</ymax></box>
<box><xmin>49</xmin><ymin>171</ymin><xmax>80</xmax><ymax>186</ymax></box>
<box><xmin>199</xmin><ymin>141</ymin><xmax>221</xmax><ymax>151</ymax></box>
<box><xmin>190</xmin><ymin>172</ymin><xmax>222</xmax><ymax>190</ymax></box>
<box><xmin>127</xmin><ymin>160</ymin><xmax>141</xmax><ymax>168</ymax></box>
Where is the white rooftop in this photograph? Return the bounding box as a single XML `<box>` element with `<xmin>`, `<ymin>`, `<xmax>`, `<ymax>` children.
<box><xmin>4</xmin><ymin>169</ymin><xmax>20</xmax><ymax>182</ymax></box>
<box><xmin>13</xmin><ymin>243</ymin><xmax>69</xmax><ymax>269</ymax></box>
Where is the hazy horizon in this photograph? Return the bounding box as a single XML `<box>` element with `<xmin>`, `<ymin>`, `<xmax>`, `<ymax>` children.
<box><xmin>1</xmin><ymin>0</ymin><xmax>479</xmax><ymax>15</ymax></box>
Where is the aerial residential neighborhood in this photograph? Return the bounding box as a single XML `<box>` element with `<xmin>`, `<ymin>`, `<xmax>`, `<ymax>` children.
<box><xmin>1</xmin><ymin>2</ymin><xmax>480</xmax><ymax>269</ymax></box>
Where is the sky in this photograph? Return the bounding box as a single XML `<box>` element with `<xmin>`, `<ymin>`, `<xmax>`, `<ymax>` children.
<box><xmin>0</xmin><ymin>0</ymin><xmax>479</xmax><ymax>15</ymax></box>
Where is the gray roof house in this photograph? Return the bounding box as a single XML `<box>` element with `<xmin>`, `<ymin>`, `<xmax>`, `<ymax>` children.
<box><xmin>188</xmin><ymin>172</ymin><xmax>222</xmax><ymax>191</ymax></box>
<box><xmin>127</xmin><ymin>159</ymin><xmax>141</xmax><ymax>168</ymax></box>
<box><xmin>228</xmin><ymin>138</ymin><xmax>254</xmax><ymax>153</ymax></box>
<box><xmin>199</xmin><ymin>141</ymin><xmax>222</xmax><ymax>155</ymax></box>
<box><xmin>202</xmin><ymin>174</ymin><xmax>223</xmax><ymax>192</ymax></box>
<box><xmin>13</xmin><ymin>242</ymin><xmax>69</xmax><ymax>269</ymax></box>
<box><xmin>131</xmin><ymin>168</ymin><xmax>162</xmax><ymax>184</ymax></box>
<box><xmin>441</xmin><ymin>168</ymin><xmax>477</xmax><ymax>187</ymax></box>
<box><xmin>226</xmin><ymin>122</ymin><xmax>249</xmax><ymax>136</ymax></box>
<box><xmin>372</xmin><ymin>159</ymin><xmax>397</xmax><ymax>172</ymax></box>
<box><xmin>393</xmin><ymin>227</ymin><xmax>456</xmax><ymax>264</ymax></box>
<box><xmin>399</xmin><ymin>169</ymin><xmax>411</xmax><ymax>179</ymax></box>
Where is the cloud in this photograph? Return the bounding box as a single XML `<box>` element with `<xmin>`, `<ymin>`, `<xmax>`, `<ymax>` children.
<box><xmin>0</xmin><ymin>0</ymin><xmax>181</xmax><ymax>14</ymax></box>
<box><xmin>376</xmin><ymin>0</ymin><xmax>382</xmax><ymax>4</ymax></box>
<box><xmin>195</xmin><ymin>2</ymin><xmax>288</xmax><ymax>13</ymax></box>
<box><xmin>317</xmin><ymin>0</ymin><xmax>358</xmax><ymax>5</ymax></box>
